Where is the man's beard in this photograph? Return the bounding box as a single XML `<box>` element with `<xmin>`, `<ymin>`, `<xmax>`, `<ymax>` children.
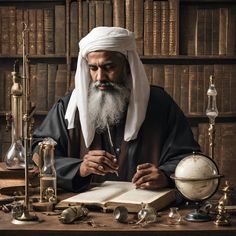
<box><xmin>88</xmin><ymin>81</ymin><xmax>130</xmax><ymax>132</ymax></box>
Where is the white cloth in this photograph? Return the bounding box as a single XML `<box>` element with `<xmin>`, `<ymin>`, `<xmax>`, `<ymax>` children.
<box><xmin>65</xmin><ymin>27</ymin><xmax>150</xmax><ymax>147</ymax></box>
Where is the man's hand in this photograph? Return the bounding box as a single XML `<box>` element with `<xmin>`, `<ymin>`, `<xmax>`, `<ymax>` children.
<box><xmin>132</xmin><ymin>163</ymin><xmax>168</xmax><ymax>190</ymax></box>
<box><xmin>80</xmin><ymin>150</ymin><xmax>118</xmax><ymax>177</ymax></box>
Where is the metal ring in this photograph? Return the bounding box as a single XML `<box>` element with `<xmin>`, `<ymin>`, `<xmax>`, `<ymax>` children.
<box><xmin>113</xmin><ymin>206</ymin><xmax>128</xmax><ymax>223</ymax></box>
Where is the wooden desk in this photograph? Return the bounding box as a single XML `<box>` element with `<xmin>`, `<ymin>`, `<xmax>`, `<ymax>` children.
<box><xmin>1</xmin><ymin>208</ymin><xmax>236</xmax><ymax>236</ymax></box>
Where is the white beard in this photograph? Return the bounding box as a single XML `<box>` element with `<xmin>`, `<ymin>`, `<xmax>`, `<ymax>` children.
<box><xmin>88</xmin><ymin>81</ymin><xmax>130</xmax><ymax>132</ymax></box>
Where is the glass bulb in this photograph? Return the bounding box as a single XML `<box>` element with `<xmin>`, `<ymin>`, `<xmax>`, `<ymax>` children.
<box><xmin>206</xmin><ymin>77</ymin><xmax>218</xmax><ymax>122</ymax></box>
<box><xmin>5</xmin><ymin>139</ymin><xmax>25</xmax><ymax>169</ymax></box>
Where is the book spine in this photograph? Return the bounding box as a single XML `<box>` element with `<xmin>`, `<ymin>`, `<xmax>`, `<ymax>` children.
<box><xmin>125</xmin><ymin>0</ymin><xmax>134</xmax><ymax>32</ymax></box>
<box><xmin>77</xmin><ymin>0</ymin><xmax>83</xmax><ymax>40</ymax></box>
<box><xmin>55</xmin><ymin>5</ymin><xmax>66</xmax><ymax>55</ymax></box>
<box><xmin>70</xmin><ymin>1</ymin><xmax>78</xmax><ymax>56</ymax></box>
<box><xmin>69</xmin><ymin>70</ymin><xmax>75</xmax><ymax>92</ymax></box>
<box><xmin>95</xmin><ymin>1</ymin><xmax>104</xmax><ymax>26</ymax></box>
<box><xmin>152</xmin><ymin>64</ymin><xmax>164</xmax><ymax>88</ymax></box>
<box><xmin>29</xmin><ymin>9</ymin><xmax>37</xmax><ymax>55</ymax></box>
<box><xmin>47</xmin><ymin>64</ymin><xmax>58</xmax><ymax>110</ymax></box>
<box><xmin>196</xmin><ymin>65</ymin><xmax>204</xmax><ymax>114</ymax></box>
<box><xmin>164</xmin><ymin>65</ymin><xmax>174</xmax><ymax>97</ymax></box>
<box><xmin>104</xmin><ymin>0</ymin><xmax>112</xmax><ymax>26</ymax></box>
<box><xmin>36</xmin><ymin>63</ymin><xmax>48</xmax><ymax>111</ymax></box>
<box><xmin>221</xmin><ymin>65</ymin><xmax>231</xmax><ymax>114</ymax></box>
<box><xmin>204</xmin><ymin>9</ymin><xmax>213</xmax><ymax>55</ymax></box>
<box><xmin>219</xmin><ymin>8</ymin><xmax>228</xmax><ymax>55</ymax></box>
<box><xmin>180</xmin><ymin>65</ymin><xmax>189</xmax><ymax>114</ymax></box>
<box><xmin>44</xmin><ymin>8</ymin><xmax>54</xmax><ymax>55</ymax></box>
<box><xmin>16</xmin><ymin>9</ymin><xmax>24</xmax><ymax>55</ymax></box>
<box><xmin>82</xmin><ymin>1</ymin><xmax>89</xmax><ymax>38</ymax></box>
<box><xmin>88</xmin><ymin>1</ymin><xmax>96</xmax><ymax>31</ymax></box>
<box><xmin>231</xmin><ymin>65</ymin><xmax>236</xmax><ymax>113</ymax></box>
<box><xmin>212</xmin><ymin>8</ymin><xmax>219</xmax><ymax>55</ymax></box>
<box><xmin>143</xmin><ymin>64</ymin><xmax>153</xmax><ymax>84</ymax></box>
<box><xmin>133</xmin><ymin>0</ymin><xmax>144</xmax><ymax>55</ymax></box>
<box><xmin>195</xmin><ymin>8</ymin><xmax>205</xmax><ymax>56</ymax></box>
<box><xmin>9</xmin><ymin>7</ymin><xmax>17</xmax><ymax>55</ymax></box>
<box><xmin>55</xmin><ymin>64</ymin><xmax>67</xmax><ymax>102</ymax></box>
<box><xmin>1</xmin><ymin>7</ymin><xmax>10</xmax><ymax>55</ymax></box>
<box><xmin>180</xmin><ymin>6</ymin><xmax>192</xmax><ymax>55</ymax></box>
<box><xmin>227</xmin><ymin>7</ymin><xmax>236</xmax><ymax>55</ymax></box>
<box><xmin>188</xmin><ymin>65</ymin><xmax>198</xmax><ymax>115</ymax></box>
<box><xmin>160</xmin><ymin>1</ymin><xmax>169</xmax><ymax>56</ymax></box>
<box><xmin>36</xmin><ymin>9</ymin><xmax>44</xmax><ymax>55</ymax></box>
<box><xmin>113</xmin><ymin>0</ymin><xmax>125</xmax><ymax>27</ymax></box>
<box><xmin>219</xmin><ymin>123</ymin><xmax>236</xmax><ymax>190</ymax></box>
<box><xmin>169</xmin><ymin>0</ymin><xmax>179</xmax><ymax>55</ymax></box>
<box><xmin>153</xmin><ymin>1</ymin><xmax>161</xmax><ymax>55</ymax></box>
<box><xmin>144</xmin><ymin>0</ymin><xmax>153</xmax><ymax>56</ymax></box>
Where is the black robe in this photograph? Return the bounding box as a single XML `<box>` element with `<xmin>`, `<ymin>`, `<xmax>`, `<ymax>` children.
<box><xmin>32</xmin><ymin>86</ymin><xmax>201</xmax><ymax>192</ymax></box>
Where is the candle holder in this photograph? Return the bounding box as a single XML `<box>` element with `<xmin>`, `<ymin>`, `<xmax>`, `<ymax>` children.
<box><xmin>206</xmin><ymin>75</ymin><xmax>218</xmax><ymax>160</ymax></box>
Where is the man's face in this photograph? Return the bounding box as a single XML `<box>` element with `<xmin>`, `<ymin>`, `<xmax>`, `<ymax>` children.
<box><xmin>87</xmin><ymin>51</ymin><xmax>129</xmax><ymax>90</ymax></box>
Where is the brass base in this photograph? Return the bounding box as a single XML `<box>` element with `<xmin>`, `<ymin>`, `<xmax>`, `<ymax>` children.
<box><xmin>11</xmin><ymin>209</ymin><xmax>40</xmax><ymax>225</ymax></box>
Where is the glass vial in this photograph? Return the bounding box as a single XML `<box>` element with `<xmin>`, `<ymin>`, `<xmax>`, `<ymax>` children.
<box><xmin>167</xmin><ymin>207</ymin><xmax>181</xmax><ymax>225</ymax></box>
<box><xmin>39</xmin><ymin>138</ymin><xmax>57</xmax><ymax>203</ymax></box>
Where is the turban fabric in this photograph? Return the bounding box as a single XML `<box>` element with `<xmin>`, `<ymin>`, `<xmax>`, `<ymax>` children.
<box><xmin>65</xmin><ymin>27</ymin><xmax>150</xmax><ymax>148</ymax></box>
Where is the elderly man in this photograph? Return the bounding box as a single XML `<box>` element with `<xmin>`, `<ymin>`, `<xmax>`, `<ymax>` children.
<box><xmin>32</xmin><ymin>27</ymin><xmax>200</xmax><ymax>192</ymax></box>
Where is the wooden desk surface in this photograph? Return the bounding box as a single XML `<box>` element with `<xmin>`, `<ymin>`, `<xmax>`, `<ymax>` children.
<box><xmin>1</xmin><ymin>208</ymin><xmax>236</xmax><ymax>236</ymax></box>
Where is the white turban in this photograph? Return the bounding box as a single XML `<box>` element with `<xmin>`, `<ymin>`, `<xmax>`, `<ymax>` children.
<box><xmin>65</xmin><ymin>27</ymin><xmax>150</xmax><ymax>148</ymax></box>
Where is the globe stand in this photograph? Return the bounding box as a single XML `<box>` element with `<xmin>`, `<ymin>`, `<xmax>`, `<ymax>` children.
<box><xmin>184</xmin><ymin>202</ymin><xmax>212</xmax><ymax>222</ymax></box>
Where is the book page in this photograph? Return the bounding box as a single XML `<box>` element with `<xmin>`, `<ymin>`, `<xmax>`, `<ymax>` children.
<box><xmin>62</xmin><ymin>181</ymin><xmax>134</xmax><ymax>205</ymax></box>
<box><xmin>109</xmin><ymin>188</ymin><xmax>174</xmax><ymax>204</ymax></box>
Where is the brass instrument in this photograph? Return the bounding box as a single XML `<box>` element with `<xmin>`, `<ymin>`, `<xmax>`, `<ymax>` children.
<box><xmin>206</xmin><ymin>75</ymin><xmax>218</xmax><ymax>159</ymax></box>
<box><xmin>5</xmin><ymin>23</ymin><xmax>39</xmax><ymax>224</ymax></box>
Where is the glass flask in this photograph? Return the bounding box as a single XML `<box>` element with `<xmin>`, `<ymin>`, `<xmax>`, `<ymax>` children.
<box><xmin>39</xmin><ymin>138</ymin><xmax>57</xmax><ymax>203</ymax></box>
<box><xmin>5</xmin><ymin>123</ymin><xmax>25</xmax><ymax>169</ymax></box>
<box><xmin>167</xmin><ymin>207</ymin><xmax>181</xmax><ymax>225</ymax></box>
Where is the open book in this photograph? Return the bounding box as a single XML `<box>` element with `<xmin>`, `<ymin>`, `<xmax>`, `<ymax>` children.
<box><xmin>61</xmin><ymin>181</ymin><xmax>176</xmax><ymax>213</ymax></box>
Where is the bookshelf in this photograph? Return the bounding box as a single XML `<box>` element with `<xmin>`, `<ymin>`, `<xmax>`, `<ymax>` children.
<box><xmin>0</xmin><ymin>0</ymin><xmax>236</xmax><ymax>188</ymax></box>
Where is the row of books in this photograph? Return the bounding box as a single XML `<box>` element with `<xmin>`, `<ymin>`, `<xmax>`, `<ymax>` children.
<box><xmin>2</xmin><ymin>1</ymin><xmax>235</xmax><ymax>57</ymax></box>
<box><xmin>144</xmin><ymin>64</ymin><xmax>236</xmax><ymax>115</ymax></box>
<box><xmin>0</xmin><ymin>0</ymin><xmax>178</xmax><ymax>57</ymax></box>
<box><xmin>0</xmin><ymin>64</ymin><xmax>73</xmax><ymax>112</ymax></box>
<box><xmin>181</xmin><ymin>5</ymin><xmax>236</xmax><ymax>56</ymax></box>
<box><xmin>66</xmin><ymin>0</ymin><xmax>179</xmax><ymax>56</ymax></box>
<box><xmin>0</xmin><ymin>6</ymin><xmax>63</xmax><ymax>56</ymax></box>
<box><xmin>1</xmin><ymin>62</ymin><xmax>235</xmax><ymax>116</ymax></box>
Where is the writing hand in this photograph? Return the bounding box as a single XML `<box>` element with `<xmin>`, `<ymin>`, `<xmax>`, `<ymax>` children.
<box><xmin>80</xmin><ymin>150</ymin><xmax>118</xmax><ymax>177</ymax></box>
<box><xmin>132</xmin><ymin>163</ymin><xmax>168</xmax><ymax>190</ymax></box>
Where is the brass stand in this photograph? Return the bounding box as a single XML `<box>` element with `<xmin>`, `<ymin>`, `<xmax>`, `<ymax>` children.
<box><xmin>10</xmin><ymin>23</ymin><xmax>40</xmax><ymax>225</ymax></box>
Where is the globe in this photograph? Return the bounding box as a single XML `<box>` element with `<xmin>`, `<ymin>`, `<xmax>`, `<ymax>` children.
<box><xmin>171</xmin><ymin>153</ymin><xmax>222</xmax><ymax>222</ymax></box>
<box><xmin>171</xmin><ymin>153</ymin><xmax>220</xmax><ymax>201</ymax></box>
